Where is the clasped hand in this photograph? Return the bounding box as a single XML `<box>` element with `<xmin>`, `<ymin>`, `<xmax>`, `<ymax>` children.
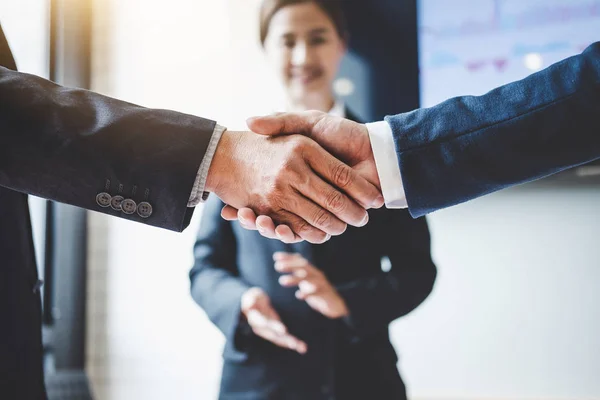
<box><xmin>207</xmin><ymin>111</ymin><xmax>381</xmax><ymax>243</ymax></box>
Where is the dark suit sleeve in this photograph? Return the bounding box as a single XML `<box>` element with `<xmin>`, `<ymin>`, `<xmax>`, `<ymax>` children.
<box><xmin>386</xmin><ymin>42</ymin><xmax>600</xmax><ymax>218</ymax></box>
<box><xmin>190</xmin><ymin>197</ymin><xmax>252</xmax><ymax>349</ymax></box>
<box><xmin>336</xmin><ymin>211</ymin><xmax>436</xmax><ymax>340</ymax></box>
<box><xmin>0</xmin><ymin>67</ymin><xmax>216</xmax><ymax>232</ymax></box>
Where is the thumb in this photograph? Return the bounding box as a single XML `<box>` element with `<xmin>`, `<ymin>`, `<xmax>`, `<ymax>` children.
<box><xmin>246</xmin><ymin>111</ymin><xmax>325</xmax><ymax>137</ymax></box>
<box><xmin>246</xmin><ymin>309</ymin><xmax>269</xmax><ymax>328</ymax></box>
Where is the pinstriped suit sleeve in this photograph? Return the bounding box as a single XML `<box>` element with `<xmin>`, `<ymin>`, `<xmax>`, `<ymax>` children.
<box><xmin>385</xmin><ymin>42</ymin><xmax>600</xmax><ymax>217</ymax></box>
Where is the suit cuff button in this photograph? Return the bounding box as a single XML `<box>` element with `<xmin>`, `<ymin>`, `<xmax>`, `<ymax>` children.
<box><xmin>110</xmin><ymin>195</ymin><xmax>124</xmax><ymax>211</ymax></box>
<box><xmin>96</xmin><ymin>192</ymin><xmax>112</xmax><ymax>207</ymax></box>
<box><xmin>121</xmin><ymin>199</ymin><xmax>137</xmax><ymax>214</ymax></box>
<box><xmin>137</xmin><ymin>202</ymin><xmax>153</xmax><ymax>218</ymax></box>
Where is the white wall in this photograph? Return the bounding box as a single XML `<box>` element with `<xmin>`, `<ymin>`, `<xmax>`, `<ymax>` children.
<box><xmin>0</xmin><ymin>0</ymin><xmax>48</xmax><ymax>77</ymax></box>
<box><xmin>392</xmin><ymin>183</ymin><xmax>600</xmax><ymax>399</ymax></box>
<box><xmin>87</xmin><ymin>0</ymin><xmax>600</xmax><ymax>399</ymax></box>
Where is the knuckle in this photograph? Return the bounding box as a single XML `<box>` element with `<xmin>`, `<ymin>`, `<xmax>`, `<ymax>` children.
<box><xmin>313</xmin><ymin>208</ymin><xmax>332</xmax><ymax>229</ymax></box>
<box><xmin>325</xmin><ymin>190</ymin><xmax>346</xmax><ymax>214</ymax></box>
<box><xmin>279</xmin><ymin>158</ymin><xmax>296</xmax><ymax>173</ymax></box>
<box><xmin>295</xmin><ymin>219</ymin><xmax>311</xmax><ymax>236</ymax></box>
<box><xmin>297</xmin><ymin>220</ymin><xmax>326</xmax><ymax>243</ymax></box>
<box><xmin>332</xmin><ymin>163</ymin><xmax>352</xmax><ymax>188</ymax></box>
<box><xmin>287</xmin><ymin>136</ymin><xmax>307</xmax><ymax>152</ymax></box>
<box><xmin>264</xmin><ymin>183</ymin><xmax>283</xmax><ymax>204</ymax></box>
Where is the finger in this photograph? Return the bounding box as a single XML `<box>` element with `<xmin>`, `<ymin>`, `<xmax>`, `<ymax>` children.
<box><xmin>275</xmin><ymin>332</ymin><xmax>307</xmax><ymax>354</ymax></box>
<box><xmin>221</xmin><ymin>205</ymin><xmax>239</xmax><ymax>221</ymax></box>
<box><xmin>304</xmin><ymin>294</ymin><xmax>330</xmax><ymax>316</ymax></box>
<box><xmin>274</xmin><ymin>225</ymin><xmax>301</xmax><ymax>243</ymax></box>
<box><xmin>303</xmin><ymin>146</ymin><xmax>377</xmax><ymax>220</ymax></box>
<box><xmin>275</xmin><ymin>265</ymin><xmax>312</xmax><ymax>278</ymax></box>
<box><xmin>244</xmin><ymin>218</ymin><xmax>299</xmax><ymax>242</ymax></box>
<box><xmin>298</xmin><ymin>279</ymin><xmax>318</xmax><ymax>295</ymax></box>
<box><xmin>248</xmin><ymin>308</ymin><xmax>288</xmax><ymax>336</ymax></box>
<box><xmin>238</xmin><ymin>208</ymin><xmax>258</xmax><ymax>229</ymax></box>
<box><xmin>295</xmin><ymin>290</ymin><xmax>308</xmax><ymax>300</ymax></box>
<box><xmin>274</xmin><ymin>257</ymin><xmax>309</xmax><ymax>272</ymax></box>
<box><xmin>255</xmin><ymin>215</ymin><xmax>278</xmax><ymax>239</ymax></box>
<box><xmin>272</xmin><ymin>209</ymin><xmax>330</xmax><ymax>244</ymax></box>
<box><xmin>295</xmin><ymin>340</ymin><xmax>308</xmax><ymax>354</ymax></box>
<box><xmin>268</xmin><ymin>319</ymin><xmax>287</xmax><ymax>335</ymax></box>
<box><xmin>284</xmin><ymin>186</ymin><xmax>348</xmax><ymax>237</ymax></box>
<box><xmin>246</xmin><ymin>309</ymin><xmax>270</xmax><ymax>329</ymax></box>
<box><xmin>226</xmin><ymin>208</ymin><xmax>281</xmax><ymax>241</ymax></box>
<box><xmin>248</xmin><ymin>307</ymin><xmax>307</xmax><ymax>354</ymax></box>
<box><xmin>247</xmin><ymin>111</ymin><xmax>325</xmax><ymax>137</ymax></box>
<box><xmin>222</xmin><ymin>206</ymin><xmax>259</xmax><ymax>231</ymax></box>
<box><xmin>272</xmin><ymin>252</ymin><xmax>302</xmax><ymax>261</ymax></box>
<box><xmin>278</xmin><ymin>274</ymin><xmax>307</xmax><ymax>287</ymax></box>
<box><xmin>257</xmin><ymin>328</ymin><xmax>307</xmax><ymax>354</ymax></box>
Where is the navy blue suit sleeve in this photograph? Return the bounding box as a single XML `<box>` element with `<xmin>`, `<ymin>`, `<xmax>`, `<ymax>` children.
<box><xmin>190</xmin><ymin>197</ymin><xmax>251</xmax><ymax>348</ymax></box>
<box><xmin>336</xmin><ymin>211</ymin><xmax>436</xmax><ymax>340</ymax></box>
<box><xmin>386</xmin><ymin>42</ymin><xmax>600</xmax><ymax>217</ymax></box>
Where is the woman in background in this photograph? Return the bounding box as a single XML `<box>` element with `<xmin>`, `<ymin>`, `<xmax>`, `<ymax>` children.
<box><xmin>190</xmin><ymin>1</ymin><xmax>437</xmax><ymax>399</ymax></box>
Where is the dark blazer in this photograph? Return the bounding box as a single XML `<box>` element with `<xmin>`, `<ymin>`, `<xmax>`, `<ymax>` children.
<box><xmin>0</xmin><ymin>23</ymin><xmax>214</xmax><ymax>399</ymax></box>
<box><xmin>389</xmin><ymin>42</ymin><xmax>600</xmax><ymax>218</ymax></box>
<box><xmin>190</xmin><ymin>111</ymin><xmax>437</xmax><ymax>400</ymax></box>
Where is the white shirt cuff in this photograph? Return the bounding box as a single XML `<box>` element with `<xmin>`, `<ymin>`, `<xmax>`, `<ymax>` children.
<box><xmin>366</xmin><ymin>121</ymin><xmax>407</xmax><ymax>209</ymax></box>
<box><xmin>187</xmin><ymin>124</ymin><xmax>226</xmax><ymax>207</ymax></box>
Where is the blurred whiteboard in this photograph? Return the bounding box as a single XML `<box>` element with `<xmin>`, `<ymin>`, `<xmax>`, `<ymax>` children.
<box><xmin>418</xmin><ymin>0</ymin><xmax>600</xmax><ymax>107</ymax></box>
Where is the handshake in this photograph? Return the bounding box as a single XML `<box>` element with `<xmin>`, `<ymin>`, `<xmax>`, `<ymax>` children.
<box><xmin>205</xmin><ymin>110</ymin><xmax>384</xmax><ymax>244</ymax></box>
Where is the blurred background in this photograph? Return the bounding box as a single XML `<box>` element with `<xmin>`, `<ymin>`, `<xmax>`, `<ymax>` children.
<box><xmin>1</xmin><ymin>0</ymin><xmax>599</xmax><ymax>399</ymax></box>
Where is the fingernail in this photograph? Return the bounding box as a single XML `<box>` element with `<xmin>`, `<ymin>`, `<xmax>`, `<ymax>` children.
<box><xmin>238</xmin><ymin>215</ymin><xmax>248</xmax><ymax>225</ymax></box>
<box><xmin>325</xmin><ymin>234</ymin><xmax>331</xmax><ymax>242</ymax></box>
<box><xmin>276</xmin><ymin>231</ymin><xmax>285</xmax><ymax>241</ymax></box>
<box><xmin>372</xmin><ymin>196</ymin><xmax>385</xmax><ymax>209</ymax></box>
<box><xmin>358</xmin><ymin>213</ymin><xmax>369</xmax><ymax>227</ymax></box>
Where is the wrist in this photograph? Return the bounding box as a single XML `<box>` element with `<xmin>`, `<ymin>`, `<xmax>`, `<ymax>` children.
<box><xmin>206</xmin><ymin>130</ymin><xmax>241</xmax><ymax>194</ymax></box>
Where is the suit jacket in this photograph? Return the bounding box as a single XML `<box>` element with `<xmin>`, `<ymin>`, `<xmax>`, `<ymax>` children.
<box><xmin>0</xmin><ymin>23</ymin><xmax>214</xmax><ymax>399</ymax></box>
<box><xmin>190</xmin><ymin>112</ymin><xmax>437</xmax><ymax>399</ymax></box>
<box><xmin>388</xmin><ymin>42</ymin><xmax>600</xmax><ymax>217</ymax></box>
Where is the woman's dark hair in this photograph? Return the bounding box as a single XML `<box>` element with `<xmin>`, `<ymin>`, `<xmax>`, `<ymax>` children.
<box><xmin>259</xmin><ymin>0</ymin><xmax>348</xmax><ymax>46</ymax></box>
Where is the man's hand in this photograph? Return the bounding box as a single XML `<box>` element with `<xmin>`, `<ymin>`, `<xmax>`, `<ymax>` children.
<box><xmin>206</xmin><ymin>129</ymin><xmax>381</xmax><ymax>244</ymax></box>
<box><xmin>221</xmin><ymin>111</ymin><xmax>380</xmax><ymax>242</ymax></box>
<box><xmin>274</xmin><ymin>252</ymin><xmax>349</xmax><ymax>319</ymax></box>
<box><xmin>241</xmin><ymin>287</ymin><xmax>307</xmax><ymax>354</ymax></box>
